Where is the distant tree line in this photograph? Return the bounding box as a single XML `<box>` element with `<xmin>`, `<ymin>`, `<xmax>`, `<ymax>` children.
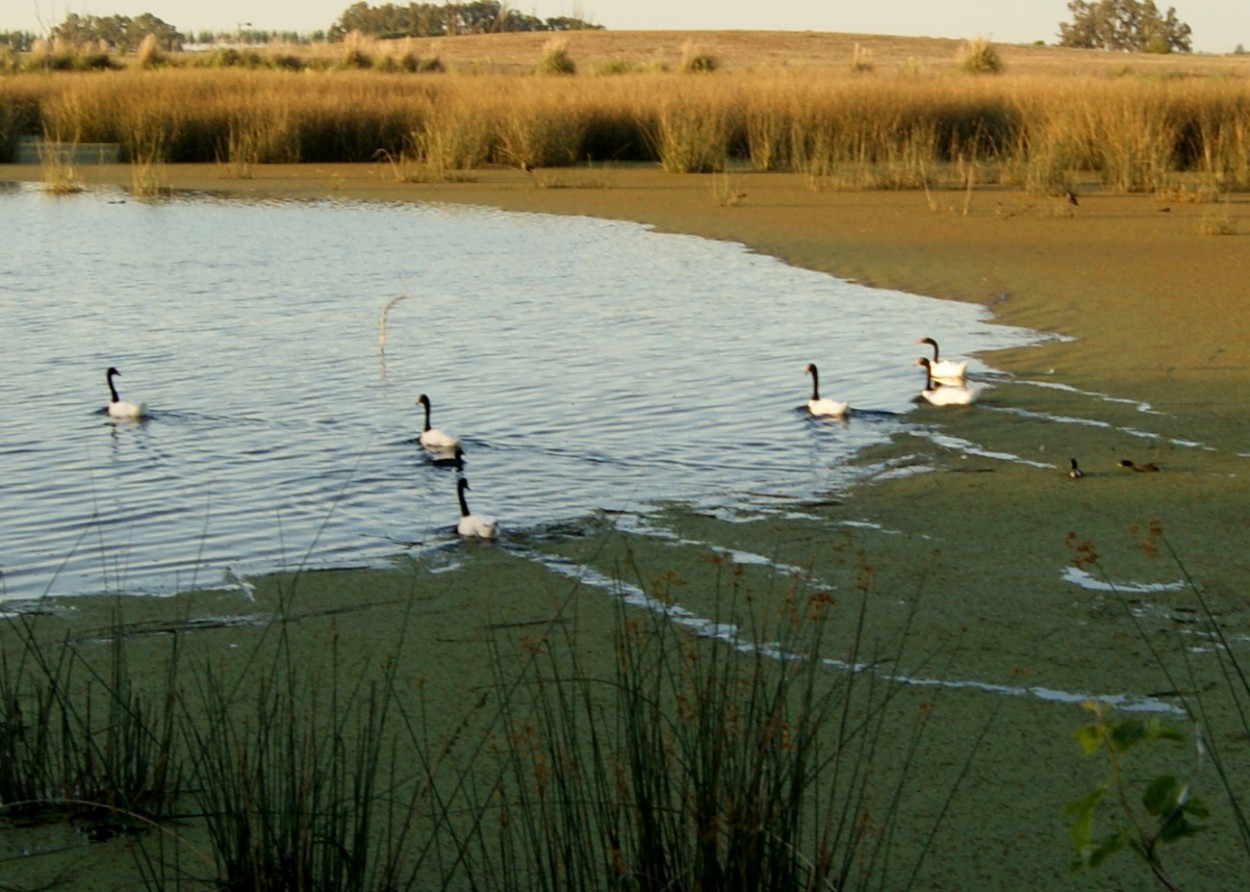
<box><xmin>1058</xmin><ymin>0</ymin><xmax>1192</xmax><ymax>53</ymax></box>
<box><xmin>0</xmin><ymin>30</ymin><xmax>37</xmax><ymax>51</ymax></box>
<box><xmin>3</xmin><ymin>1</ymin><xmax>598</xmax><ymax>55</ymax></box>
<box><xmin>48</xmin><ymin>13</ymin><xmax>183</xmax><ymax>52</ymax></box>
<box><xmin>329</xmin><ymin>1</ymin><xmax>602</xmax><ymax>39</ymax></box>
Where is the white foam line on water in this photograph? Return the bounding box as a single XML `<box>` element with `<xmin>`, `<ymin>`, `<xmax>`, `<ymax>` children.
<box><xmin>910</xmin><ymin>431</ymin><xmax>1057</xmax><ymax>468</ymax></box>
<box><xmin>615</xmin><ymin>513</ymin><xmax>831</xmax><ymax>581</ymax></box>
<box><xmin>510</xmin><ymin>545</ymin><xmax>1182</xmax><ymax>715</ymax></box>
<box><xmin>984</xmin><ymin>406</ymin><xmax>1209</xmax><ymax>450</ymax></box>
<box><xmin>1062</xmin><ymin>565</ymin><xmax>1189</xmax><ymax>594</ymax></box>
<box><xmin>1014</xmin><ymin>378</ymin><xmax>1160</xmax><ymax>414</ymax></box>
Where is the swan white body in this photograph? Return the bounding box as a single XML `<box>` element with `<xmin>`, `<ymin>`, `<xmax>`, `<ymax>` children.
<box><xmin>417</xmin><ymin>394</ymin><xmax>460</xmax><ymax>451</ymax></box>
<box><xmin>456</xmin><ymin>478</ymin><xmax>498</xmax><ymax>539</ymax></box>
<box><xmin>803</xmin><ymin>363</ymin><xmax>849</xmax><ymax>418</ymax></box>
<box><xmin>106</xmin><ymin>367</ymin><xmax>148</xmax><ymax>419</ymax></box>
<box><xmin>916</xmin><ymin>359</ymin><xmax>982</xmax><ymax>406</ymax></box>
<box><xmin>915</xmin><ymin>337</ymin><xmax>968</xmax><ymax>382</ymax></box>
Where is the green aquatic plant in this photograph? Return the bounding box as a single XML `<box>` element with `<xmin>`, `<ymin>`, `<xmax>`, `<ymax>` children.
<box><xmin>1066</xmin><ymin>700</ymin><xmax>1207</xmax><ymax>889</ymax></box>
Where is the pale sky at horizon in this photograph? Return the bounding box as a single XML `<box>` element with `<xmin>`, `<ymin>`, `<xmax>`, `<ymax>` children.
<box><xmin>4</xmin><ymin>1</ymin><xmax>1245</xmax><ymax>54</ymax></box>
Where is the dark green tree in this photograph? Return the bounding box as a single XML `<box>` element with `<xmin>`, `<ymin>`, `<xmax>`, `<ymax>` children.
<box><xmin>329</xmin><ymin>2</ymin><xmax>601</xmax><ymax>40</ymax></box>
<box><xmin>49</xmin><ymin>12</ymin><xmax>182</xmax><ymax>51</ymax></box>
<box><xmin>1058</xmin><ymin>0</ymin><xmax>1192</xmax><ymax>53</ymax></box>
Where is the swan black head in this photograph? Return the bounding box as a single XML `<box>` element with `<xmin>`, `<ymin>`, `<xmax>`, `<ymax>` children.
<box><xmin>432</xmin><ymin>445</ymin><xmax>465</xmax><ymax>470</ymax></box>
<box><xmin>804</xmin><ymin>363</ymin><xmax>820</xmax><ymax>398</ymax></box>
<box><xmin>417</xmin><ymin>394</ymin><xmax>432</xmax><ymax>430</ymax></box>
<box><xmin>914</xmin><ymin>357</ymin><xmax>935</xmax><ymax>389</ymax></box>
<box><xmin>1069</xmin><ymin>458</ymin><xmax>1084</xmax><ymax>478</ymax></box>
<box><xmin>915</xmin><ymin>337</ymin><xmax>940</xmax><ymax>360</ymax></box>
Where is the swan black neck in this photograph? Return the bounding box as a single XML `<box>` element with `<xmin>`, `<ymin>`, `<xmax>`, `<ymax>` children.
<box><xmin>807</xmin><ymin>364</ymin><xmax>820</xmax><ymax>400</ymax></box>
<box><xmin>917</xmin><ymin>358</ymin><xmax>934</xmax><ymax>390</ymax></box>
<box><xmin>457</xmin><ymin>478</ymin><xmax>471</xmax><ymax>517</ymax></box>
<box><xmin>419</xmin><ymin>395</ymin><xmax>432</xmax><ymax>433</ymax></box>
<box><xmin>922</xmin><ymin>338</ymin><xmax>940</xmax><ymax>361</ymax></box>
<box><xmin>106</xmin><ymin>367</ymin><xmax>121</xmax><ymax>403</ymax></box>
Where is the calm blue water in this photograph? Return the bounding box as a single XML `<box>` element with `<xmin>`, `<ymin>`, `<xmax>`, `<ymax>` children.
<box><xmin>0</xmin><ymin>181</ymin><xmax>1047</xmax><ymax>601</ymax></box>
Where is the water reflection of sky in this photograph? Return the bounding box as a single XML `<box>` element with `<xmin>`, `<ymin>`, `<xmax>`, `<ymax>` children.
<box><xmin>0</xmin><ymin>183</ymin><xmax>1050</xmax><ymax>601</ymax></box>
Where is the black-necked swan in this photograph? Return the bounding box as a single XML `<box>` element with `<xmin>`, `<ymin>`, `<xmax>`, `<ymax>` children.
<box><xmin>803</xmin><ymin>363</ymin><xmax>849</xmax><ymax>418</ymax></box>
<box><xmin>915</xmin><ymin>337</ymin><xmax>968</xmax><ymax>382</ymax></box>
<box><xmin>105</xmin><ymin>367</ymin><xmax>148</xmax><ymax>419</ymax></box>
<box><xmin>1069</xmin><ymin>458</ymin><xmax>1084</xmax><ymax>479</ymax></box>
<box><xmin>456</xmin><ymin>478</ymin><xmax>498</xmax><ymax>539</ymax></box>
<box><xmin>432</xmin><ymin>445</ymin><xmax>465</xmax><ymax>470</ymax></box>
<box><xmin>417</xmin><ymin>394</ymin><xmax>460</xmax><ymax>451</ymax></box>
<box><xmin>916</xmin><ymin>358</ymin><xmax>982</xmax><ymax>406</ymax></box>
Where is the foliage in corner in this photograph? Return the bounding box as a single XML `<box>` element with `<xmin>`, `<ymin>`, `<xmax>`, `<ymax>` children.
<box><xmin>1066</xmin><ymin>700</ymin><xmax>1207</xmax><ymax>890</ymax></box>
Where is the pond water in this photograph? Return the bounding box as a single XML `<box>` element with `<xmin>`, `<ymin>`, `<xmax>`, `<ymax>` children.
<box><xmin>0</xmin><ymin>181</ymin><xmax>1048</xmax><ymax>602</ymax></box>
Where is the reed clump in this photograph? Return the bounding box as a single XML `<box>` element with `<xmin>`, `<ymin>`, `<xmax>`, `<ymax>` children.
<box><xmin>483</xmin><ymin>570</ymin><xmax>943</xmax><ymax>890</ymax></box>
<box><xmin>1</xmin><ymin>62</ymin><xmax>1249</xmax><ymax>190</ymax></box>
<box><xmin>0</xmin><ymin>610</ymin><xmax>180</xmax><ymax>836</ymax></box>
<box><xmin>0</xmin><ymin>540</ymin><xmax>954</xmax><ymax>889</ymax></box>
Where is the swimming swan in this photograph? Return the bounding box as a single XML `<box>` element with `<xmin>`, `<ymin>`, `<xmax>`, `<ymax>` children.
<box><xmin>803</xmin><ymin>363</ymin><xmax>849</xmax><ymax>417</ymax></box>
<box><xmin>105</xmin><ymin>367</ymin><xmax>148</xmax><ymax>419</ymax></box>
<box><xmin>916</xmin><ymin>359</ymin><xmax>982</xmax><ymax>406</ymax></box>
<box><xmin>417</xmin><ymin>394</ymin><xmax>460</xmax><ymax>451</ymax></box>
<box><xmin>456</xmin><ymin>478</ymin><xmax>498</xmax><ymax>539</ymax></box>
<box><xmin>915</xmin><ymin>337</ymin><xmax>968</xmax><ymax>382</ymax></box>
<box><xmin>431</xmin><ymin>445</ymin><xmax>465</xmax><ymax>471</ymax></box>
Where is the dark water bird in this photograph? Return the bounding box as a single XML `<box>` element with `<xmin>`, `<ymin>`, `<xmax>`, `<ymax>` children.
<box><xmin>1065</xmin><ymin>190</ymin><xmax>1079</xmax><ymax>207</ymax></box>
<box><xmin>417</xmin><ymin>394</ymin><xmax>459</xmax><ymax>451</ymax></box>
<box><xmin>803</xmin><ymin>363</ymin><xmax>849</xmax><ymax>417</ymax></box>
<box><xmin>1069</xmin><ymin>458</ymin><xmax>1084</xmax><ymax>479</ymax></box>
<box><xmin>105</xmin><ymin>367</ymin><xmax>148</xmax><ymax>419</ymax></box>
<box><xmin>456</xmin><ymin>478</ymin><xmax>498</xmax><ymax>539</ymax></box>
<box><xmin>1120</xmin><ymin>459</ymin><xmax>1160</xmax><ymax>473</ymax></box>
<box><xmin>914</xmin><ymin>336</ymin><xmax>968</xmax><ymax>381</ymax></box>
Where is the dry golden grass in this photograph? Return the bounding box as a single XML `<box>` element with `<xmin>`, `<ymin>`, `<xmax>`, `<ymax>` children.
<box><xmin>4</xmin><ymin>31</ymin><xmax>1250</xmax><ymax>192</ymax></box>
<box><xmin>294</xmin><ymin>29</ymin><xmax>1250</xmax><ymax>78</ymax></box>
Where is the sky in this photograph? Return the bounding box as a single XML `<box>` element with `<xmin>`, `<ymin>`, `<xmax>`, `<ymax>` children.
<box><xmin>4</xmin><ymin>1</ymin><xmax>1245</xmax><ymax>53</ymax></box>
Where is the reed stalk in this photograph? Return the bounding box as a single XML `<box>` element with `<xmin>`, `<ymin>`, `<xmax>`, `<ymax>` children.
<box><xmin>3</xmin><ymin>68</ymin><xmax>1248</xmax><ymax>190</ymax></box>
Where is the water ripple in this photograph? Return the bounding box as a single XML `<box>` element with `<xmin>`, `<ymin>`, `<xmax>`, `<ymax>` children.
<box><xmin>1</xmin><ymin>184</ymin><xmax>1048</xmax><ymax>600</ymax></box>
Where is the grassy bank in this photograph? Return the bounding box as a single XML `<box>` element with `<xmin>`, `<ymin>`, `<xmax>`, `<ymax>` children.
<box><xmin>3</xmin><ymin>54</ymin><xmax>1250</xmax><ymax>191</ymax></box>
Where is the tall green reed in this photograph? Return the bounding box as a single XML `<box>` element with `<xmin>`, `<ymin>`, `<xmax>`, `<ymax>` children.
<box><xmin>477</xmin><ymin>543</ymin><xmax>962</xmax><ymax>891</ymax></box>
<box><xmin>0</xmin><ymin>607</ymin><xmax>181</xmax><ymax>834</ymax></box>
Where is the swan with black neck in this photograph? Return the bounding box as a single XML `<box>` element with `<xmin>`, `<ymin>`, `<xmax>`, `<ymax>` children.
<box><xmin>105</xmin><ymin>367</ymin><xmax>148</xmax><ymax>419</ymax></box>
<box><xmin>456</xmin><ymin>478</ymin><xmax>498</xmax><ymax>539</ymax></box>
<box><xmin>802</xmin><ymin>363</ymin><xmax>849</xmax><ymax>418</ymax></box>
<box><xmin>915</xmin><ymin>358</ymin><xmax>981</xmax><ymax>406</ymax></box>
<box><xmin>417</xmin><ymin>394</ymin><xmax>459</xmax><ymax>451</ymax></box>
<box><xmin>915</xmin><ymin>337</ymin><xmax>968</xmax><ymax>382</ymax></box>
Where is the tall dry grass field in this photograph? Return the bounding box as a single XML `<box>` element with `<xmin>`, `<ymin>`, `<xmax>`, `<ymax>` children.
<box><xmin>2</xmin><ymin>32</ymin><xmax>1249</xmax><ymax>191</ymax></box>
